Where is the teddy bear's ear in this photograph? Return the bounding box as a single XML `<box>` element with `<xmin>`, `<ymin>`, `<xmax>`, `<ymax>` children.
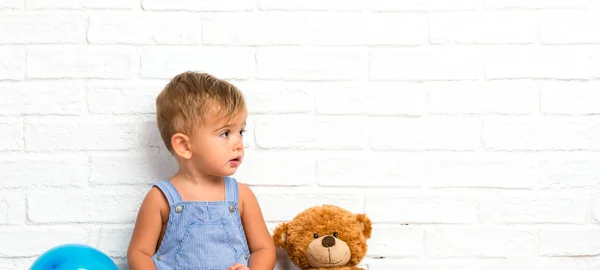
<box><xmin>272</xmin><ymin>222</ymin><xmax>288</xmax><ymax>248</ymax></box>
<box><xmin>355</xmin><ymin>213</ymin><xmax>372</xmax><ymax>239</ymax></box>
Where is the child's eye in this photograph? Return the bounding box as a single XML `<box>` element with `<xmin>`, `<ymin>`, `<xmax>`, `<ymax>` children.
<box><xmin>240</xmin><ymin>129</ymin><xmax>246</xmax><ymax>136</ymax></box>
<box><xmin>220</xmin><ymin>130</ymin><xmax>229</xmax><ymax>137</ymax></box>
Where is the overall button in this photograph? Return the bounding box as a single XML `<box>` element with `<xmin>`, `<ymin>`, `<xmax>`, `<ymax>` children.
<box><xmin>175</xmin><ymin>205</ymin><xmax>183</xmax><ymax>213</ymax></box>
<box><xmin>229</xmin><ymin>205</ymin><xmax>235</xmax><ymax>213</ymax></box>
<box><xmin>244</xmin><ymin>254</ymin><xmax>249</xmax><ymax>260</ymax></box>
<box><xmin>157</xmin><ymin>255</ymin><xmax>162</xmax><ymax>261</ymax></box>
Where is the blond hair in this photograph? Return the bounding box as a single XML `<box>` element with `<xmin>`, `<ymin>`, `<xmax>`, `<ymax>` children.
<box><xmin>155</xmin><ymin>71</ymin><xmax>246</xmax><ymax>153</ymax></box>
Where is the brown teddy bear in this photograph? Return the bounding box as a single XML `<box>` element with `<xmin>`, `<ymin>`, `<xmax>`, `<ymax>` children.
<box><xmin>272</xmin><ymin>204</ymin><xmax>372</xmax><ymax>270</ymax></box>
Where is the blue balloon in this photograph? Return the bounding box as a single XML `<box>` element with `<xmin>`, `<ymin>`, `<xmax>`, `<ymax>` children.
<box><xmin>30</xmin><ymin>243</ymin><xmax>118</xmax><ymax>270</ymax></box>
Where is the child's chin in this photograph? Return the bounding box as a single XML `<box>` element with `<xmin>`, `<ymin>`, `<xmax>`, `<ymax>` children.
<box><xmin>221</xmin><ymin>167</ymin><xmax>240</xmax><ymax>176</ymax></box>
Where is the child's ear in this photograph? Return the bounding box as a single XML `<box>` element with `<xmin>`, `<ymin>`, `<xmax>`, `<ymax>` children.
<box><xmin>355</xmin><ymin>213</ymin><xmax>372</xmax><ymax>239</ymax></box>
<box><xmin>272</xmin><ymin>222</ymin><xmax>288</xmax><ymax>248</ymax></box>
<box><xmin>171</xmin><ymin>133</ymin><xmax>192</xmax><ymax>159</ymax></box>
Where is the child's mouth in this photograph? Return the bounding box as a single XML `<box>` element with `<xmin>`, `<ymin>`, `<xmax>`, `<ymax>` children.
<box><xmin>228</xmin><ymin>157</ymin><xmax>242</xmax><ymax>166</ymax></box>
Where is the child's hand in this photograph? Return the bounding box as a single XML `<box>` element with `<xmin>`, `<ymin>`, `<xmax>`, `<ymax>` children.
<box><xmin>227</xmin><ymin>263</ymin><xmax>250</xmax><ymax>270</ymax></box>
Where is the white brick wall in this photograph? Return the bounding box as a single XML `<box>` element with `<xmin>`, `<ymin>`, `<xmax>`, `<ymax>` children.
<box><xmin>1</xmin><ymin>1</ymin><xmax>600</xmax><ymax>269</ymax></box>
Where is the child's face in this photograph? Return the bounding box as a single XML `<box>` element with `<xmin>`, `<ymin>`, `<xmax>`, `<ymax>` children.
<box><xmin>188</xmin><ymin>107</ymin><xmax>248</xmax><ymax>177</ymax></box>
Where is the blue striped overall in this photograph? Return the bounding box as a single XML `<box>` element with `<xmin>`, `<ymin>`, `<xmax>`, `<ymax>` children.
<box><xmin>151</xmin><ymin>177</ymin><xmax>251</xmax><ymax>270</ymax></box>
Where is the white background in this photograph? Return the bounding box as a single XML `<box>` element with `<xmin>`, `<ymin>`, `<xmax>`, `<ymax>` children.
<box><xmin>1</xmin><ymin>0</ymin><xmax>600</xmax><ymax>269</ymax></box>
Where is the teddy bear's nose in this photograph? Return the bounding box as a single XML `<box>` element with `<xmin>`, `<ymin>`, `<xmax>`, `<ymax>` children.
<box><xmin>321</xmin><ymin>235</ymin><xmax>336</xmax><ymax>247</ymax></box>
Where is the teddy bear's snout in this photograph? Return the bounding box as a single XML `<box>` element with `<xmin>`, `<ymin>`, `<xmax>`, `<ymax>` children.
<box><xmin>321</xmin><ymin>235</ymin><xmax>336</xmax><ymax>247</ymax></box>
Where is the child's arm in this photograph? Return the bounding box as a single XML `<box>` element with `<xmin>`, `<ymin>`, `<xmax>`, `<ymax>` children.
<box><xmin>127</xmin><ymin>187</ymin><xmax>166</xmax><ymax>270</ymax></box>
<box><xmin>238</xmin><ymin>183</ymin><xmax>276</xmax><ymax>270</ymax></box>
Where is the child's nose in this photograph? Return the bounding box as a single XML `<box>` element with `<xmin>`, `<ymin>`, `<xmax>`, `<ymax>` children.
<box><xmin>232</xmin><ymin>136</ymin><xmax>243</xmax><ymax>150</ymax></box>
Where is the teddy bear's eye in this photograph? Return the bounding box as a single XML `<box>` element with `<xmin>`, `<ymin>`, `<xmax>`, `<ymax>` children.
<box><xmin>313</xmin><ymin>233</ymin><xmax>318</xmax><ymax>239</ymax></box>
<box><xmin>333</xmin><ymin>232</ymin><xmax>338</xmax><ymax>238</ymax></box>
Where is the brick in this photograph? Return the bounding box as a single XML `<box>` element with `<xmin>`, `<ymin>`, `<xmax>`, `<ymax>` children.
<box><xmin>85</xmin><ymin>80</ymin><xmax>164</xmax><ymax>114</ymax></box>
<box><xmin>424</xmin><ymin>152</ymin><xmax>537</xmax><ymax>189</ymax></box>
<box><xmin>540</xmin><ymin>229</ymin><xmax>600</xmax><ymax>256</ymax></box>
<box><xmin>365</xmin><ymin>258</ymin><xmax>600</xmax><ymax>270</ymax></box>
<box><xmin>202</xmin><ymin>12</ymin><xmax>311</xmax><ymax>45</ymax></box>
<box><xmin>273</xmin><ymin>248</ymin><xmax>297</xmax><ymax>270</ymax></box>
<box><xmin>234</xmin><ymin>81</ymin><xmax>313</xmax><ymax>114</ymax></box>
<box><xmin>0</xmin><ymin>0</ymin><xmax>22</xmax><ymax>9</ymax></box>
<box><xmin>24</xmin><ymin>116</ymin><xmax>141</xmax><ymax>151</ymax></box>
<box><xmin>362</xmin><ymin>260</ymin><xmax>423</xmax><ymax>270</ymax></box>
<box><xmin>233</xmin><ymin>151</ymin><xmax>314</xmax><ymax>186</ymax></box>
<box><xmin>365</xmin><ymin>194</ymin><xmax>478</xmax><ymax>223</ymax></box>
<box><xmin>372</xmin><ymin>0</ymin><xmax>484</xmax><ymax>11</ymax></box>
<box><xmin>486</xmin><ymin>0</ymin><xmax>591</xmax><ymax>9</ymax></box>
<box><xmin>28</xmin><ymin>188</ymin><xmax>145</xmax><ymax>223</ymax></box>
<box><xmin>539</xmin><ymin>152</ymin><xmax>600</xmax><ymax>188</ymax></box>
<box><xmin>0</xmin><ymin>46</ymin><xmax>24</xmax><ymax>80</ymax></box>
<box><xmin>27</xmin><ymin>46</ymin><xmax>136</xmax><ymax>79</ymax></box>
<box><xmin>0</xmin><ymin>118</ymin><xmax>22</xmax><ymax>150</ymax></box>
<box><xmin>483</xmin><ymin>116</ymin><xmax>596</xmax><ymax>150</ymax></box>
<box><xmin>369</xmin><ymin>13</ymin><xmax>428</xmax><ymax>45</ymax></box>
<box><xmin>489</xmin><ymin>258</ymin><xmax>600</xmax><ymax>270</ymax></box>
<box><xmin>242</xmin><ymin>117</ymin><xmax>255</xmax><ymax>149</ymax></box>
<box><xmin>315</xmin><ymin>82</ymin><xmax>426</xmax><ymax>116</ymax></box>
<box><xmin>0</xmin><ymin>12</ymin><xmax>87</xmax><ymax>44</ymax></box>
<box><xmin>256</xmin><ymin>47</ymin><xmax>367</xmax><ymax>81</ymax></box>
<box><xmin>369</xmin><ymin>116</ymin><xmax>482</xmax><ymax>150</ymax></box>
<box><xmin>540</xmin><ymin>11</ymin><xmax>600</xmax><ymax>44</ymax></box>
<box><xmin>141</xmin><ymin>47</ymin><xmax>253</xmax><ymax>80</ymax></box>
<box><xmin>256</xmin><ymin>193</ymin><xmax>362</xmax><ymax>221</ymax></box>
<box><xmin>0</xmin><ymin>259</ymin><xmax>35</xmax><ymax>270</ymax></box>
<box><xmin>540</xmin><ymin>81</ymin><xmax>600</xmax><ymax>115</ymax></box>
<box><xmin>136</xmin><ymin>118</ymin><xmax>166</xmax><ymax>149</ymax></box>
<box><xmin>425</xmin><ymin>227</ymin><xmax>537</xmax><ymax>257</ymax></box>
<box><xmin>26</xmin><ymin>0</ymin><xmax>138</xmax><ymax>9</ymax></box>
<box><xmin>0</xmin><ymin>226</ymin><xmax>89</xmax><ymax>256</ymax></box>
<box><xmin>112</xmin><ymin>258</ymin><xmax>128</xmax><ymax>269</ymax></box>
<box><xmin>484</xmin><ymin>46</ymin><xmax>598</xmax><ymax>80</ymax></box>
<box><xmin>240</xmin><ymin>116</ymin><xmax>282</xmax><ymax>149</ymax></box>
<box><xmin>0</xmin><ymin>13</ymin><xmax>86</xmax><ymax>44</ymax></box>
<box><xmin>479</xmin><ymin>195</ymin><xmax>590</xmax><ymax>224</ymax></box>
<box><xmin>0</xmin><ymin>191</ymin><xmax>25</xmax><ymax>224</ymax></box>
<box><xmin>311</xmin><ymin>13</ymin><xmax>427</xmax><ymax>45</ymax></box>
<box><xmin>594</xmin><ymin>196</ymin><xmax>600</xmax><ymax>222</ymax></box>
<box><xmin>258</xmin><ymin>0</ymin><xmax>366</xmax><ymax>10</ymax></box>
<box><xmin>90</xmin><ymin>152</ymin><xmax>177</xmax><ymax>185</ymax></box>
<box><xmin>96</xmin><ymin>226</ymin><xmax>133</xmax><ymax>257</ymax></box>
<box><xmin>265</xmin><ymin>222</ymin><xmax>279</xmax><ymax>235</ymax></box>
<box><xmin>430</xmin><ymin>11</ymin><xmax>536</xmax><ymax>44</ymax></box>
<box><xmin>88</xmin><ymin>12</ymin><xmax>203</xmax><ymax>44</ymax></box>
<box><xmin>427</xmin><ymin>80</ymin><xmax>538</xmax><ymax>115</ymax></box>
<box><xmin>316</xmin><ymin>152</ymin><xmax>423</xmax><ymax>187</ymax></box>
<box><xmin>0</xmin><ymin>81</ymin><xmax>83</xmax><ymax>115</ymax></box>
<box><xmin>594</xmin><ymin>120</ymin><xmax>600</xmax><ymax>150</ymax></box>
<box><xmin>143</xmin><ymin>0</ymin><xmax>254</xmax><ymax>11</ymax></box>
<box><xmin>254</xmin><ymin>115</ymin><xmax>366</xmax><ymax>150</ymax></box>
<box><xmin>0</xmin><ymin>153</ymin><xmax>88</xmax><ymax>188</ymax></box>
<box><xmin>370</xmin><ymin>47</ymin><xmax>483</xmax><ymax>81</ymax></box>
<box><xmin>363</xmin><ymin>259</ymin><xmax>483</xmax><ymax>270</ymax></box>
<box><xmin>530</xmin><ymin>258</ymin><xmax>600</xmax><ymax>270</ymax></box>
<box><xmin>368</xmin><ymin>225</ymin><xmax>423</xmax><ymax>257</ymax></box>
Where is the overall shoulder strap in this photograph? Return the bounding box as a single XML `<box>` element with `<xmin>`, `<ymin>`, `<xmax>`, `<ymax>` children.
<box><xmin>224</xmin><ymin>176</ymin><xmax>239</xmax><ymax>202</ymax></box>
<box><xmin>154</xmin><ymin>180</ymin><xmax>183</xmax><ymax>205</ymax></box>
